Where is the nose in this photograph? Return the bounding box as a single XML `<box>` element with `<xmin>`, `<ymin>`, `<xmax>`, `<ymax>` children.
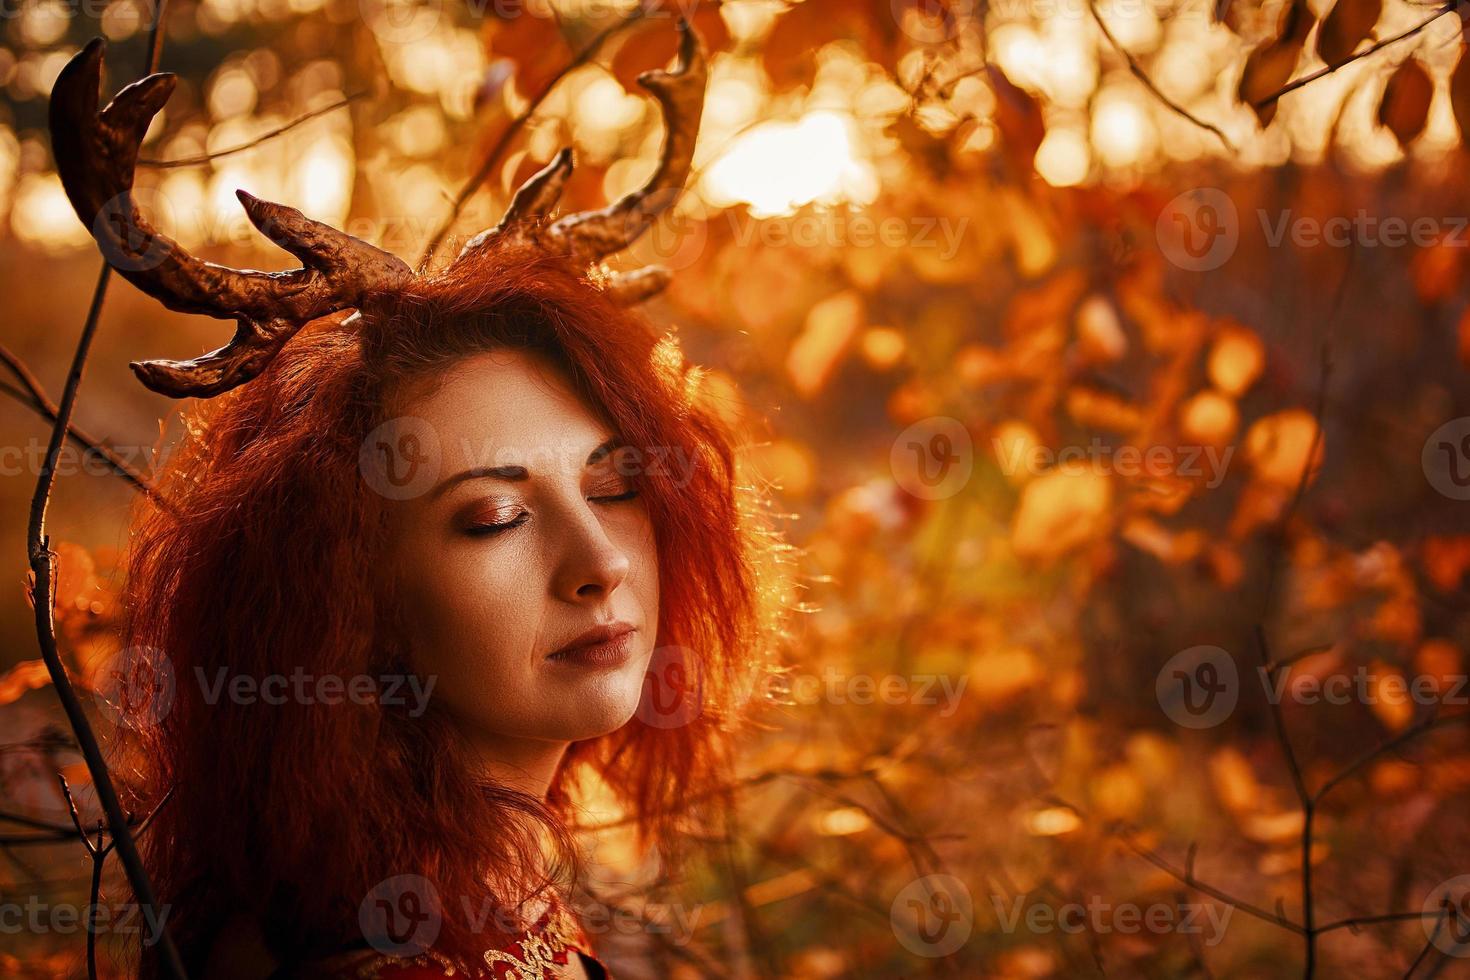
<box><xmin>551</xmin><ymin>503</ymin><xmax>632</xmax><ymax>604</ymax></box>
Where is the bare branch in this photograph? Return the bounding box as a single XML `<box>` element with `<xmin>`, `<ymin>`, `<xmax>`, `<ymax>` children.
<box><xmin>1088</xmin><ymin>0</ymin><xmax>1235</xmax><ymax>152</ymax></box>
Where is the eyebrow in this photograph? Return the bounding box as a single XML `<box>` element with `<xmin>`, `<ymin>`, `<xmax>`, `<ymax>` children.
<box><xmin>427</xmin><ymin>437</ymin><xmax>621</xmax><ymax>502</ymax></box>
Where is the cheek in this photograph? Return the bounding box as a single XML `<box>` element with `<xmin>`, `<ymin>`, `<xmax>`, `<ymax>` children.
<box><xmin>397</xmin><ymin>540</ymin><xmax>544</xmax><ymax>698</ymax></box>
<box><xmin>622</xmin><ymin>517</ymin><xmax>661</xmax><ymax>626</ymax></box>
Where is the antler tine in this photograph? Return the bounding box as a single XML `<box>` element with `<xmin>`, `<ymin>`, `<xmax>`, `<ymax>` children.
<box><xmin>455</xmin><ymin>147</ymin><xmax>574</xmax><ymax>262</ymax></box>
<box><xmin>543</xmin><ymin>18</ymin><xmax>706</xmax><ymax>264</ymax></box>
<box><xmin>49</xmin><ymin>39</ymin><xmax>412</xmax><ymax>398</ymax></box>
<box><xmin>603</xmin><ymin>266</ymin><xmax>672</xmax><ymax>306</ymax></box>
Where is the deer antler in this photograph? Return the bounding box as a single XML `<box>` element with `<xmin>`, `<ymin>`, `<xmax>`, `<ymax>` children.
<box><xmin>449</xmin><ymin>18</ymin><xmax>707</xmax><ymax>304</ymax></box>
<box><xmin>49</xmin><ymin>38</ymin><xmax>412</xmax><ymax>398</ymax></box>
<box><xmin>50</xmin><ymin>20</ymin><xmax>706</xmax><ymax>397</ymax></box>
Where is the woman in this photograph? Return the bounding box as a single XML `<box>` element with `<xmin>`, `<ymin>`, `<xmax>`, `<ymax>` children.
<box><xmin>50</xmin><ymin>22</ymin><xmax>779</xmax><ymax>979</ymax></box>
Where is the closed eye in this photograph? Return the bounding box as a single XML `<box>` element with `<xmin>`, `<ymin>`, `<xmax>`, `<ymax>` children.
<box><xmin>464</xmin><ymin>512</ymin><xmax>529</xmax><ymax>537</ymax></box>
<box><xmin>589</xmin><ymin>488</ymin><xmax>640</xmax><ymax>504</ymax></box>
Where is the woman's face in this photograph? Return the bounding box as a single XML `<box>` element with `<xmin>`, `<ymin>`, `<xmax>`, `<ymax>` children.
<box><xmin>380</xmin><ymin>348</ymin><xmax>660</xmax><ymax>764</ymax></box>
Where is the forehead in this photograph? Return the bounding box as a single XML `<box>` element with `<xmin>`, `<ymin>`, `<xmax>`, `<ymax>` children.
<box><xmin>405</xmin><ymin>348</ymin><xmax>610</xmax><ymax>470</ymax></box>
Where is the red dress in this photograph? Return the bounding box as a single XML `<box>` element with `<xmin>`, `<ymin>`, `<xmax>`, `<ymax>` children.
<box><xmin>294</xmin><ymin>904</ymin><xmax>610</xmax><ymax>979</ymax></box>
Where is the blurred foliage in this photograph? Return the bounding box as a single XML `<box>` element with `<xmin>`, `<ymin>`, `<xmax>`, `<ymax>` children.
<box><xmin>3</xmin><ymin>0</ymin><xmax>1470</xmax><ymax>977</ymax></box>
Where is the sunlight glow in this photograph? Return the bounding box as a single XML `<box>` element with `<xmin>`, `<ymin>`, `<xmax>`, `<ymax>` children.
<box><xmin>701</xmin><ymin>111</ymin><xmax>876</xmax><ymax>217</ymax></box>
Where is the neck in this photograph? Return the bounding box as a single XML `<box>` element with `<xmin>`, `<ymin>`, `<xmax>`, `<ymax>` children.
<box><xmin>461</xmin><ymin>731</ymin><xmax>570</xmax><ymax>798</ymax></box>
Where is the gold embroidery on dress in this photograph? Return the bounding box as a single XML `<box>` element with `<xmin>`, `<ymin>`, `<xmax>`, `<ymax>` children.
<box><xmin>320</xmin><ymin>904</ymin><xmax>585</xmax><ymax>978</ymax></box>
<box><xmin>482</xmin><ymin>904</ymin><xmax>581</xmax><ymax>979</ymax></box>
<box><xmin>345</xmin><ymin>948</ymin><xmax>462</xmax><ymax>978</ymax></box>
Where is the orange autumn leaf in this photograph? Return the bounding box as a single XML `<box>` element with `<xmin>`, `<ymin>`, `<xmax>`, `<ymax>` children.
<box><xmin>1011</xmin><ymin>466</ymin><xmax>1112</xmax><ymax>560</ymax></box>
<box><xmin>611</xmin><ymin>6</ymin><xmax>731</xmax><ymax>89</ymax></box>
<box><xmin>51</xmin><ymin>540</ymin><xmax>102</xmax><ymax>625</ymax></box>
<box><xmin>1458</xmin><ymin>303</ymin><xmax>1470</xmax><ymax>368</ymax></box>
<box><xmin>986</xmin><ymin>64</ymin><xmax>1046</xmax><ymax>172</ymax></box>
<box><xmin>1412</xmin><ymin>235</ymin><xmax>1464</xmax><ymax>304</ymax></box>
<box><xmin>1316</xmin><ymin>0</ymin><xmax>1381</xmax><ymax>68</ymax></box>
<box><xmin>1367</xmin><ymin>660</ymin><xmax>1415</xmax><ymax>732</ymax></box>
<box><xmin>1378</xmin><ymin>58</ymin><xmax>1433</xmax><ymax>147</ymax></box>
<box><xmin>1180</xmin><ymin>390</ymin><xmax>1239</xmax><ymax>446</ymax></box>
<box><xmin>1244</xmin><ymin>409</ymin><xmax>1322</xmax><ymax>489</ymax></box>
<box><xmin>0</xmin><ymin>660</ymin><xmax>52</xmax><ymax>706</ymax></box>
<box><xmin>483</xmin><ymin>5</ymin><xmax>568</xmax><ymax>102</ymax></box>
<box><xmin>1210</xmin><ymin>747</ymin><xmax>1262</xmax><ymax>814</ymax></box>
<box><xmin>1207</xmin><ymin>323</ymin><xmax>1265</xmax><ymax>397</ymax></box>
<box><xmin>1075</xmin><ymin>294</ymin><xmax>1128</xmax><ymax>363</ymax></box>
<box><xmin>1237</xmin><ymin>0</ymin><xmax>1314</xmax><ymax>127</ymax></box>
<box><xmin>1452</xmin><ymin>49</ymin><xmax>1470</xmax><ymax>147</ymax></box>
<box><xmin>787</xmin><ymin>290</ymin><xmax>863</xmax><ymax>397</ymax></box>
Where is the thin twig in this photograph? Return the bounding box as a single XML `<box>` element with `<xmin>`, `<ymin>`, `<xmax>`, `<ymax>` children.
<box><xmin>28</xmin><ymin>10</ymin><xmax>188</xmax><ymax>976</ymax></box>
<box><xmin>0</xmin><ymin>343</ymin><xmax>171</xmax><ymax>509</ymax></box>
<box><xmin>1088</xmin><ymin>0</ymin><xmax>1235</xmax><ymax>152</ymax></box>
<box><xmin>1254</xmin><ymin>3</ymin><xmax>1457</xmax><ymax>112</ymax></box>
<box><xmin>417</xmin><ymin>3</ymin><xmax>654</xmax><ymax>268</ymax></box>
<box><xmin>1255</xmin><ymin>627</ymin><xmax>1316</xmax><ymax>976</ymax></box>
<box><xmin>138</xmin><ymin>93</ymin><xmax>366</xmax><ymax>168</ymax></box>
<box><xmin>57</xmin><ymin>773</ymin><xmax>98</xmax><ymax>857</ymax></box>
<box><xmin>1312</xmin><ymin>711</ymin><xmax>1470</xmax><ymax>805</ymax></box>
<box><xmin>1119</xmin><ymin>829</ymin><xmax>1304</xmax><ymax>934</ymax></box>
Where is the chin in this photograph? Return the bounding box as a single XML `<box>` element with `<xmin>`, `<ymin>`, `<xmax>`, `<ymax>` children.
<box><xmin>547</xmin><ymin>658</ymin><xmax>651</xmax><ymax>740</ymax></box>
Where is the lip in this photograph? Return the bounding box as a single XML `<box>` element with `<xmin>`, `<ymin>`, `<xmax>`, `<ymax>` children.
<box><xmin>547</xmin><ymin>623</ymin><xmax>637</xmax><ymax>669</ymax></box>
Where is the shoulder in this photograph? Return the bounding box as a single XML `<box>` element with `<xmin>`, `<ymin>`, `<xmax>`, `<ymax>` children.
<box><xmin>269</xmin><ymin>906</ymin><xmax>610</xmax><ymax>980</ymax></box>
<box><xmin>272</xmin><ymin>949</ymin><xmax>465</xmax><ymax>979</ymax></box>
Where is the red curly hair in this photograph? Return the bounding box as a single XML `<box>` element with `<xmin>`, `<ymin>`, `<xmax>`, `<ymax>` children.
<box><xmin>118</xmin><ymin>238</ymin><xmax>773</xmax><ymax>973</ymax></box>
